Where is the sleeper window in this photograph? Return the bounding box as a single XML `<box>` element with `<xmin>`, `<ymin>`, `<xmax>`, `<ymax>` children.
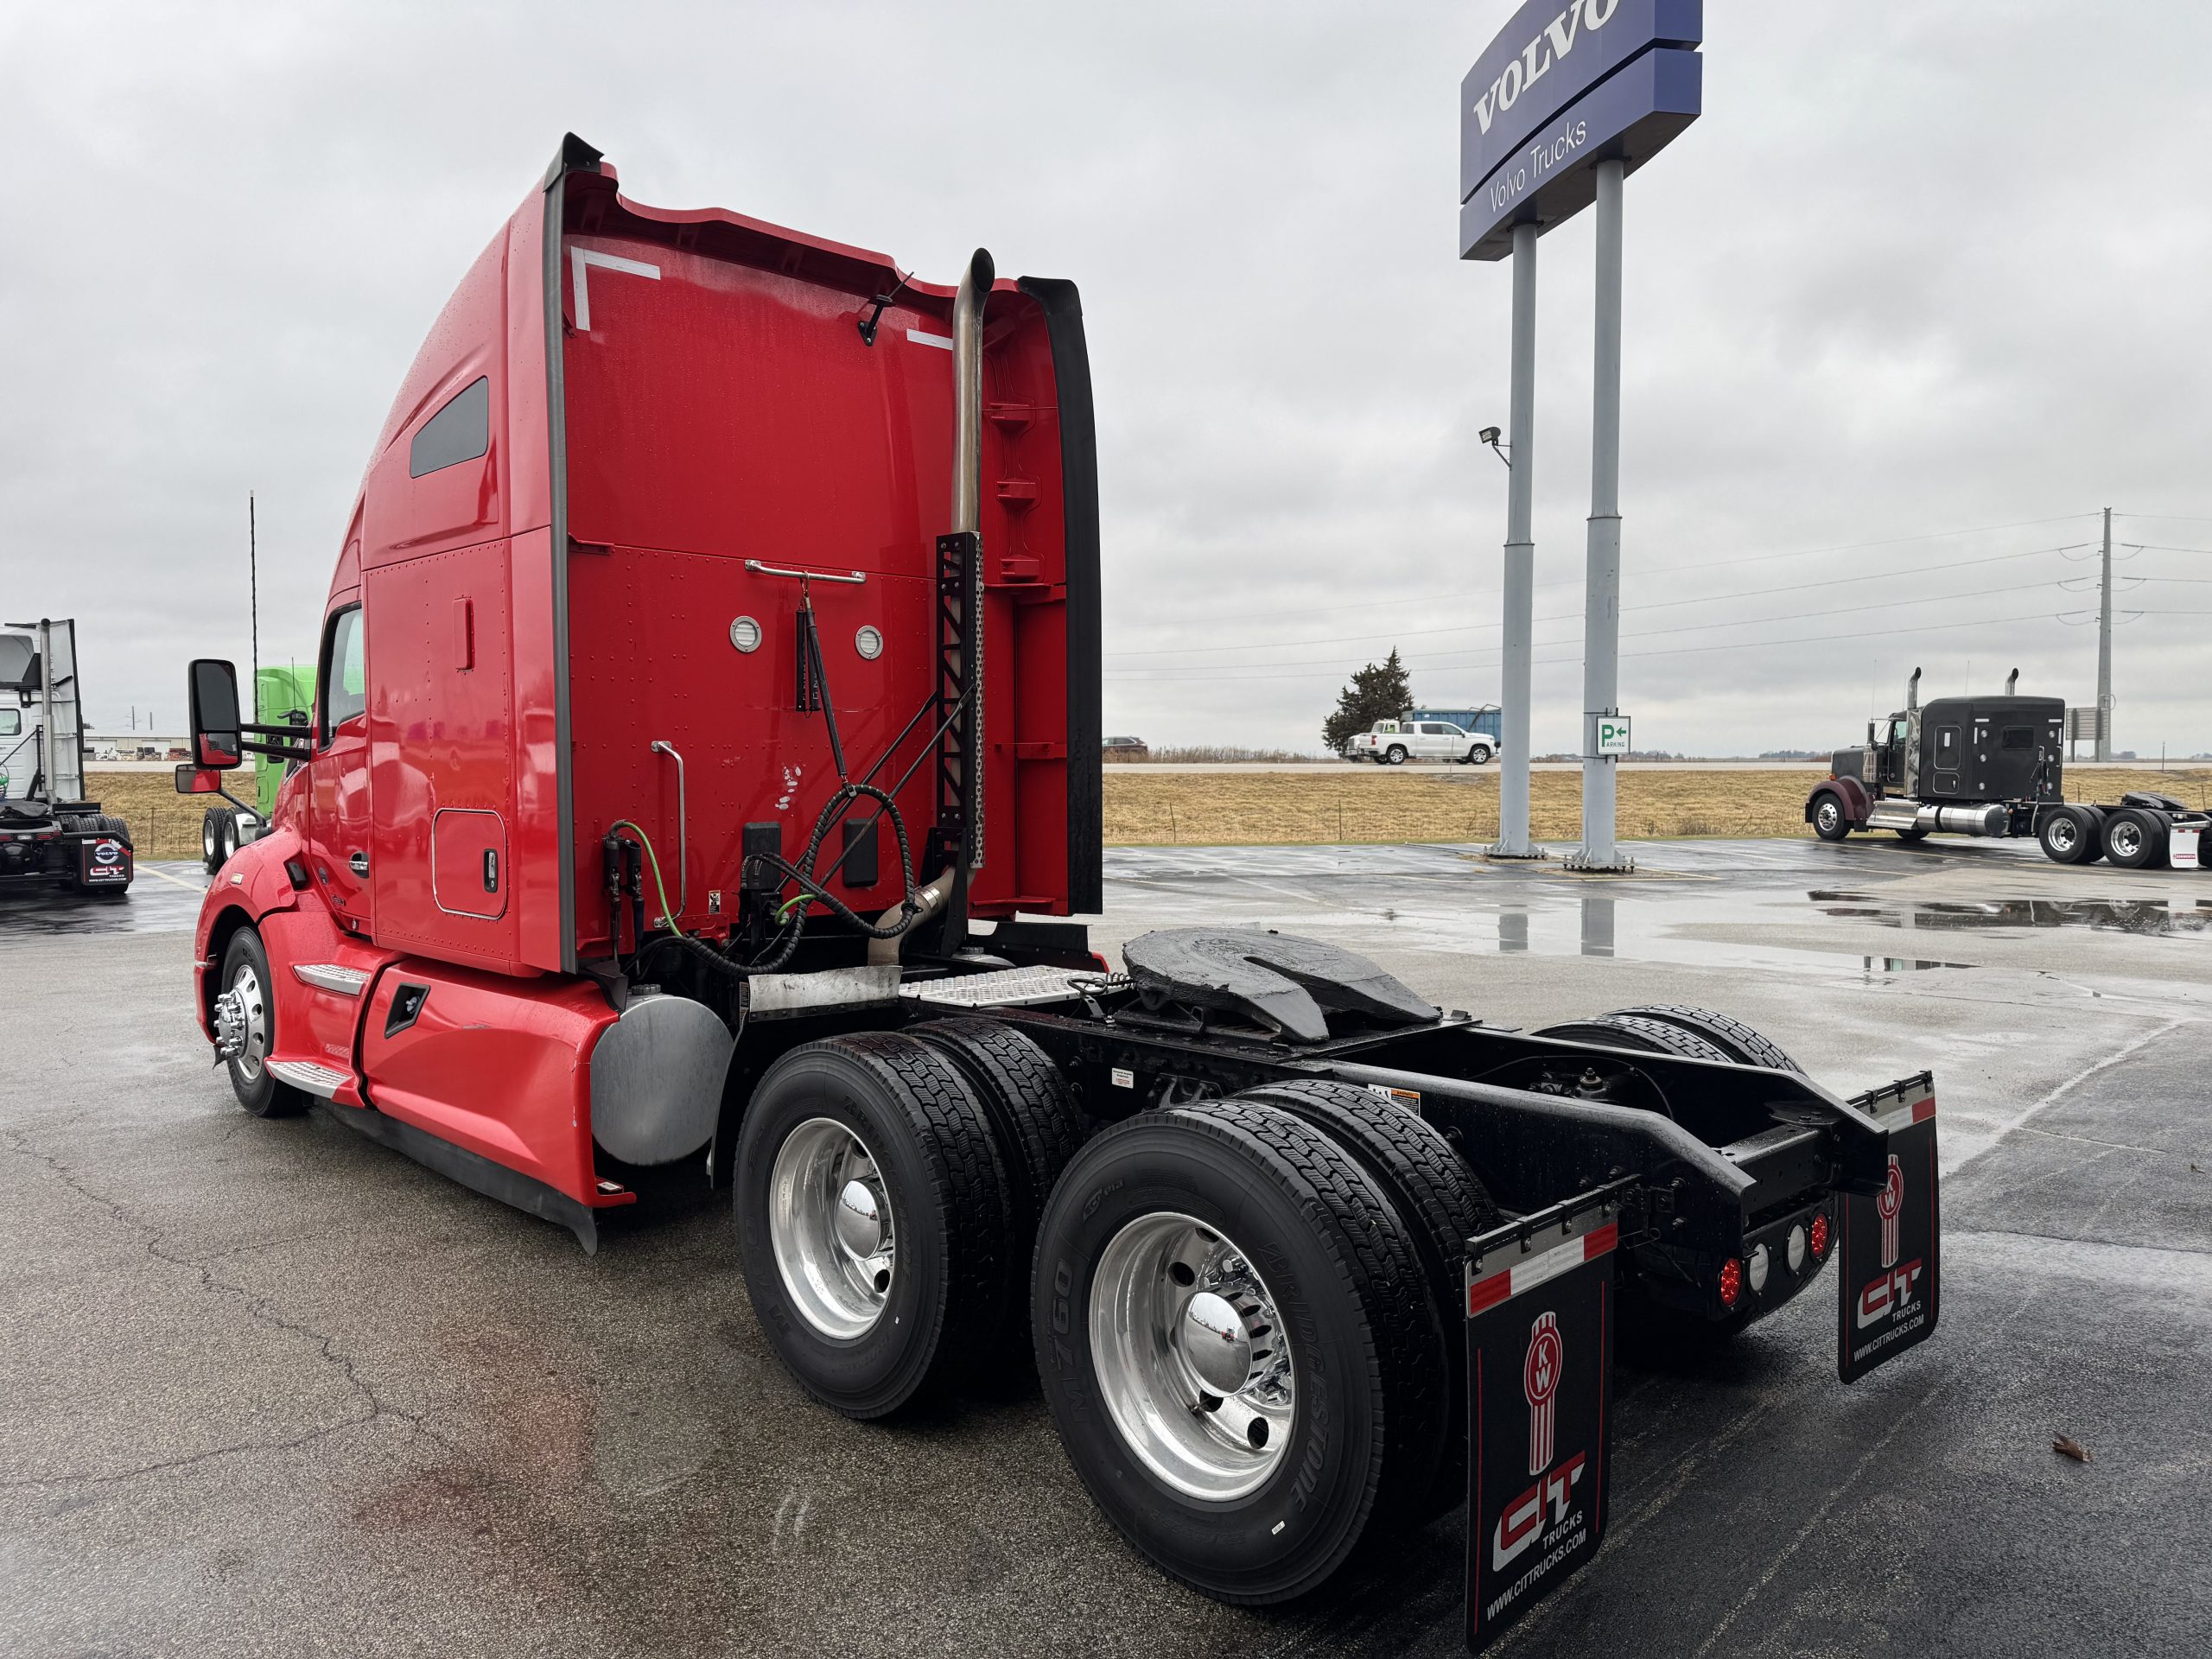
<box><xmin>410</xmin><ymin>377</ymin><xmax>490</xmax><ymax>478</ymax></box>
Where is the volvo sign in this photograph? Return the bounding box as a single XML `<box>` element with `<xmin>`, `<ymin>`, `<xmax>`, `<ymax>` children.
<box><xmin>1466</xmin><ymin>2</ymin><xmax>1699</xmax><ymax>872</ymax></box>
<box><xmin>1460</xmin><ymin>0</ymin><xmax>1702</xmax><ymax>260</ymax></box>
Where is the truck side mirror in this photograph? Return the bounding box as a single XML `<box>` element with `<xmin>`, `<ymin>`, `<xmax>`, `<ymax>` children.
<box><xmin>188</xmin><ymin>658</ymin><xmax>242</xmax><ymax>769</ymax></box>
<box><xmin>174</xmin><ymin>764</ymin><xmax>224</xmax><ymax>795</ymax></box>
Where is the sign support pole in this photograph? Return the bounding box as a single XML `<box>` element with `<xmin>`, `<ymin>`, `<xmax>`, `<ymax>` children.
<box><xmin>1491</xmin><ymin>221</ymin><xmax>1541</xmax><ymax>859</ymax></box>
<box><xmin>1570</xmin><ymin>159</ymin><xmax>1631</xmax><ymax>873</ymax></box>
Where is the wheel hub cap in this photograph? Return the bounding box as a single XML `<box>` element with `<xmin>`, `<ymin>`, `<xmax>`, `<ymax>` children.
<box><xmin>1179</xmin><ymin>1291</ymin><xmax>1257</xmax><ymax>1395</ymax></box>
<box><xmin>768</xmin><ymin>1118</ymin><xmax>896</xmax><ymax>1339</ymax></box>
<box><xmin>834</xmin><ymin>1178</ymin><xmax>885</xmax><ymax>1259</ymax></box>
<box><xmin>217</xmin><ymin>962</ymin><xmax>268</xmax><ymax>1075</ymax></box>
<box><xmin>213</xmin><ymin>988</ymin><xmax>249</xmax><ymax>1060</ymax></box>
<box><xmin>1090</xmin><ymin>1212</ymin><xmax>1295</xmax><ymax>1499</ymax></box>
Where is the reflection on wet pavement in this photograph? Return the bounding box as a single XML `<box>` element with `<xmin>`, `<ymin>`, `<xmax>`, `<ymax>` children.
<box><xmin>1809</xmin><ymin>892</ymin><xmax>2212</xmax><ymax>937</ymax></box>
<box><xmin>0</xmin><ymin>861</ymin><xmax>206</xmax><ymax>937</ymax></box>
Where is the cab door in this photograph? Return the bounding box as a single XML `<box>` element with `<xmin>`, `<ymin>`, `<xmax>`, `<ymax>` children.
<box><xmin>306</xmin><ymin>601</ymin><xmax>374</xmax><ymax>931</ymax></box>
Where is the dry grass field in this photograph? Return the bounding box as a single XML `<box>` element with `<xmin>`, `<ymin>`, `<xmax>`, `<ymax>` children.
<box><xmin>86</xmin><ymin>769</ymin><xmax>253</xmax><ymax>860</ymax></box>
<box><xmin>1099</xmin><ymin>765</ymin><xmax>2212</xmax><ymax>847</ymax></box>
<box><xmin>88</xmin><ymin>764</ymin><xmax>2212</xmax><ymax>859</ymax></box>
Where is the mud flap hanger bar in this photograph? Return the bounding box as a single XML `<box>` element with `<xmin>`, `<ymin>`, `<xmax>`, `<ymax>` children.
<box><xmin>1465</xmin><ymin>1172</ymin><xmax>1649</xmax><ymax>1276</ymax></box>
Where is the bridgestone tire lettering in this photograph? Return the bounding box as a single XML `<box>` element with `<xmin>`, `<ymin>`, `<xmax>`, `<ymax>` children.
<box><xmin>1231</xmin><ymin>1077</ymin><xmax>1499</xmax><ymax>1522</ymax></box>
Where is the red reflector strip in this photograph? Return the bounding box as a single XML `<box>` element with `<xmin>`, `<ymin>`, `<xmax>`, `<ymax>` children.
<box><xmin>1467</xmin><ymin>1221</ymin><xmax>1619</xmax><ymax>1317</ymax></box>
<box><xmin>1868</xmin><ymin>1090</ymin><xmax>1936</xmax><ymax>1134</ymax></box>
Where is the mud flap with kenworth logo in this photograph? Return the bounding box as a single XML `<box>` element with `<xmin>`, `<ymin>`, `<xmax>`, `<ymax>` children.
<box><xmin>1464</xmin><ymin>1202</ymin><xmax>1618</xmax><ymax>1653</ymax></box>
<box><xmin>1838</xmin><ymin>1081</ymin><xmax>1940</xmax><ymax>1383</ymax></box>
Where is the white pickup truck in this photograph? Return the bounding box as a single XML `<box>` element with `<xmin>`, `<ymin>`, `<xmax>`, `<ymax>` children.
<box><xmin>1343</xmin><ymin>718</ymin><xmax>1496</xmax><ymax>766</ymax></box>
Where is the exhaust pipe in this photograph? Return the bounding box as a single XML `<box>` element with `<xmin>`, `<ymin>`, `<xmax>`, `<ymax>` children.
<box><xmin>952</xmin><ymin>249</ymin><xmax>993</xmax><ymax>539</ymax></box>
<box><xmin>1905</xmin><ymin>666</ymin><xmax>1922</xmax><ymax>711</ymax></box>
<box><xmin>930</xmin><ymin>249</ymin><xmax>993</xmax><ymax>957</ymax></box>
<box><xmin>2005</xmin><ymin>667</ymin><xmax>2019</xmax><ymax>694</ymax></box>
<box><xmin>950</xmin><ymin>251</ymin><xmax>992</xmax><ymax>864</ymax></box>
<box><xmin>869</xmin><ymin>875</ymin><xmax>950</xmax><ymax>965</ymax></box>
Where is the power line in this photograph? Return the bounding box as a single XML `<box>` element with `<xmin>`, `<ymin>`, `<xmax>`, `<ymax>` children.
<box><xmin>1111</xmin><ymin>576</ymin><xmax>2082</xmax><ymax>672</ymax></box>
<box><xmin>1103</xmin><ymin>542</ymin><xmax>2090</xmax><ymax>658</ymax></box>
<box><xmin>1108</xmin><ymin>514</ymin><xmax>2102</xmax><ymax>632</ymax></box>
<box><xmin>1106</xmin><ymin>603</ymin><xmax>2212</xmax><ymax>683</ymax></box>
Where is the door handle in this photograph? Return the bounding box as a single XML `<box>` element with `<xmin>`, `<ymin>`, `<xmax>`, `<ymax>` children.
<box><xmin>348</xmin><ymin>850</ymin><xmax>369</xmax><ymax>877</ymax></box>
<box><xmin>482</xmin><ymin>849</ymin><xmax>499</xmax><ymax>893</ymax></box>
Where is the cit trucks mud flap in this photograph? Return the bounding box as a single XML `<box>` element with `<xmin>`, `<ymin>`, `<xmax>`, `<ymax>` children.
<box><xmin>1461</xmin><ymin>1080</ymin><xmax>1942</xmax><ymax>1652</ymax></box>
<box><xmin>1464</xmin><ymin>1196</ymin><xmax>1621</xmax><ymax>1652</ymax></box>
<box><xmin>1837</xmin><ymin>1076</ymin><xmax>1941</xmax><ymax>1382</ymax></box>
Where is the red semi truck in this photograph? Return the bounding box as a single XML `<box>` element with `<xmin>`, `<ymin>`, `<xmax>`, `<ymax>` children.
<box><xmin>177</xmin><ymin>138</ymin><xmax>1940</xmax><ymax>1647</ymax></box>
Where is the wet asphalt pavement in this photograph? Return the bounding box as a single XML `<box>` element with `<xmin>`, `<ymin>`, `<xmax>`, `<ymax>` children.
<box><xmin>2</xmin><ymin>840</ymin><xmax>2208</xmax><ymax>1657</ymax></box>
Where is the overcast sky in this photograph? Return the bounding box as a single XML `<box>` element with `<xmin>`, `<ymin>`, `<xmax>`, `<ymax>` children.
<box><xmin>5</xmin><ymin>2</ymin><xmax>2209</xmax><ymax>758</ymax></box>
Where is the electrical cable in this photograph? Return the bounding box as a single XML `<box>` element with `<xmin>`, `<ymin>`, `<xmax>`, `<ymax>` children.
<box><xmin>1104</xmin><ymin>543</ymin><xmax>2094</xmax><ymax>663</ymax></box>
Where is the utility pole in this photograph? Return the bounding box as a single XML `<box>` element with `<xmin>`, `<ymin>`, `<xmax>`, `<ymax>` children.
<box><xmin>2094</xmin><ymin>505</ymin><xmax>2113</xmax><ymax>762</ymax></box>
<box><xmin>1491</xmin><ymin>221</ymin><xmax>1541</xmax><ymax>859</ymax></box>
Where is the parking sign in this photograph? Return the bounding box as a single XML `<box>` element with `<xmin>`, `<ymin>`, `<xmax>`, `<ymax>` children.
<box><xmin>1592</xmin><ymin>715</ymin><xmax>1631</xmax><ymax>758</ymax></box>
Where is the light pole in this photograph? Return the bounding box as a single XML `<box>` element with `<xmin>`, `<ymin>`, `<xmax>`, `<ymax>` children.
<box><xmin>1490</xmin><ymin>221</ymin><xmax>1541</xmax><ymax>860</ymax></box>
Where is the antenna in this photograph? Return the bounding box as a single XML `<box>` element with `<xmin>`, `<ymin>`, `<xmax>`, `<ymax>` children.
<box><xmin>249</xmin><ymin>493</ymin><xmax>260</xmax><ymax>725</ymax></box>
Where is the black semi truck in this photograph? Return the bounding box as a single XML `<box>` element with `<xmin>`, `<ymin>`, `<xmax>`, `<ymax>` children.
<box><xmin>0</xmin><ymin>618</ymin><xmax>134</xmax><ymax>897</ymax></box>
<box><xmin>1805</xmin><ymin>668</ymin><xmax>2206</xmax><ymax>869</ymax></box>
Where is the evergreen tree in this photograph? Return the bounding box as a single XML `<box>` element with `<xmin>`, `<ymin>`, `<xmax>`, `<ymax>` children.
<box><xmin>1322</xmin><ymin>649</ymin><xmax>1413</xmax><ymax>751</ymax></box>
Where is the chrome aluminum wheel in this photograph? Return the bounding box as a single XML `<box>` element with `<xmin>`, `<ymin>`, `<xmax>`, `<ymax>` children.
<box><xmin>768</xmin><ymin>1117</ymin><xmax>896</xmax><ymax>1340</ymax></box>
<box><xmin>1090</xmin><ymin>1212</ymin><xmax>1294</xmax><ymax>1501</ymax></box>
<box><xmin>2111</xmin><ymin>820</ymin><xmax>2143</xmax><ymax>860</ymax></box>
<box><xmin>2048</xmin><ymin>817</ymin><xmax>2078</xmax><ymax>854</ymax></box>
<box><xmin>218</xmin><ymin>962</ymin><xmax>268</xmax><ymax>1077</ymax></box>
<box><xmin>1815</xmin><ymin>799</ymin><xmax>1840</xmax><ymax>835</ymax></box>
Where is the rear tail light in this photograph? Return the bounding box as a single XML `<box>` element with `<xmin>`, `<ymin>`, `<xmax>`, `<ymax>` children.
<box><xmin>1717</xmin><ymin>1256</ymin><xmax>1743</xmax><ymax>1309</ymax></box>
<box><xmin>1809</xmin><ymin>1212</ymin><xmax>1831</xmax><ymax>1261</ymax></box>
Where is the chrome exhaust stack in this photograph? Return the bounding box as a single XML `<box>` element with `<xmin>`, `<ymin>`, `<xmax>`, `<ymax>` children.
<box><xmin>2005</xmin><ymin>667</ymin><xmax>2019</xmax><ymax>694</ymax></box>
<box><xmin>1905</xmin><ymin>666</ymin><xmax>1922</xmax><ymax>711</ymax></box>
<box><xmin>952</xmin><ymin>249</ymin><xmax>993</xmax><ymax>541</ymax></box>
<box><xmin>927</xmin><ymin>249</ymin><xmax>993</xmax><ymax>956</ymax></box>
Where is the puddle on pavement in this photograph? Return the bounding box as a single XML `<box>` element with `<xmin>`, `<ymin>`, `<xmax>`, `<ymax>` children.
<box><xmin>1809</xmin><ymin>892</ymin><xmax>2212</xmax><ymax>938</ymax></box>
<box><xmin>1270</xmin><ymin>893</ymin><xmax>1980</xmax><ymax>982</ymax></box>
<box><xmin>0</xmin><ymin>862</ymin><xmax>206</xmax><ymax>938</ymax></box>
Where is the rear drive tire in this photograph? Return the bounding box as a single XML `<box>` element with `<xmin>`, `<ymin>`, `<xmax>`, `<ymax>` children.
<box><xmin>219</xmin><ymin>811</ymin><xmax>240</xmax><ymax>868</ymax></box>
<box><xmin>1810</xmin><ymin>792</ymin><xmax>1852</xmax><ymax>842</ymax></box>
<box><xmin>2103</xmin><ymin>808</ymin><xmax>2168</xmax><ymax>870</ymax></box>
<box><xmin>909</xmin><ymin>1017</ymin><xmax>1089</xmax><ymax>1359</ymax></box>
<box><xmin>1384</xmin><ymin>745</ymin><xmax>1408</xmax><ymax>766</ymax></box>
<box><xmin>1533</xmin><ymin>1013</ymin><xmax>1734</xmax><ymax>1065</ymax></box>
<box><xmin>219</xmin><ymin>929</ymin><xmax>309</xmax><ymax>1117</ymax></box>
<box><xmin>1231</xmin><ymin>1078</ymin><xmax>1499</xmax><ymax>1521</ymax></box>
<box><xmin>735</xmin><ymin>1033</ymin><xmax>1011</xmax><ymax>1419</ymax></box>
<box><xmin>1605</xmin><ymin>1006</ymin><xmax>1803</xmax><ymax>1072</ymax></box>
<box><xmin>1033</xmin><ymin>1099</ymin><xmax>1439</xmax><ymax>1603</ymax></box>
<box><xmin>2079</xmin><ymin>805</ymin><xmax>2108</xmax><ymax>863</ymax></box>
<box><xmin>2038</xmin><ymin>804</ymin><xmax>2098</xmax><ymax>866</ymax></box>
